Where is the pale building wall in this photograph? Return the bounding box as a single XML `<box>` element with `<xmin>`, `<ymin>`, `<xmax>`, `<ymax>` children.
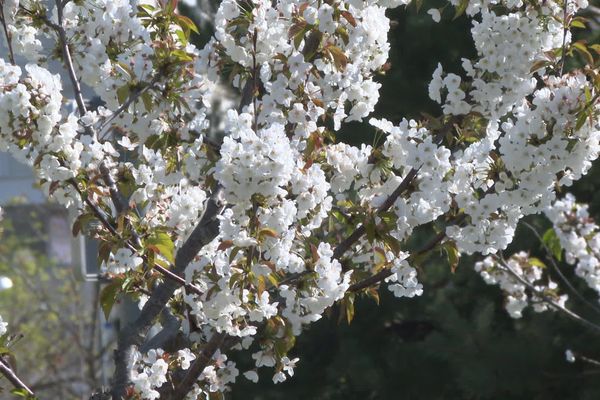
<box><xmin>0</xmin><ymin>153</ymin><xmax>44</xmax><ymax>204</ymax></box>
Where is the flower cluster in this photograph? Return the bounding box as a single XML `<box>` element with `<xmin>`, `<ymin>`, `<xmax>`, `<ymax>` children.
<box><xmin>131</xmin><ymin>349</ymin><xmax>170</xmax><ymax>400</ymax></box>
<box><xmin>184</xmin><ymin>350</ymin><xmax>239</xmax><ymax>397</ymax></box>
<box><xmin>545</xmin><ymin>194</ymin><xmax>600</xmax><ymax>297</ymax></box>
<box><xmin>475</xmin><ymin>252</ymin><xmax>567</xmax><ymax>318</ymax></box>
<box><xmin>476</xmin><ymin>192</ymin><xmax>600</xmax><ymax>320</ymax></box>
<box><xmin>131</xmin><ymin>348</ymin><xmax>197</xmax><ymax>400</ymax></box>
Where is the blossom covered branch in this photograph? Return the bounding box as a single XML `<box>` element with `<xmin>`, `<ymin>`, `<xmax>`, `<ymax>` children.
<box><xmin>0</xmin><ymin>0</ymin><xmax>598</xmax><ymax>398</ymax></box>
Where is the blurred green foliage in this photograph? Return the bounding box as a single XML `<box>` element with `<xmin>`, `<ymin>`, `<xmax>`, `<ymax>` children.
<box><xmin>0</xmin><ymin>205</ymin><xmax>98</xmax><ymax>400</ymax></box>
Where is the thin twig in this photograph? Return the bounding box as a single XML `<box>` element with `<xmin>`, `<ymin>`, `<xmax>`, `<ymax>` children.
<box><xmin>97</xmin><ymin>74</ymin><xmax>161</xmax><ymax>137</ymax></box>
<box><xmin>68</xmin><ymin>179</ymin><xmax>120</xmax><ymax>237</ymax></box>
<box><xmin>347</xmin><ymin>213</ymin><xmax>465</xmax><ymax>292</ymax></box>
<box><xmin>521</xmin><ymin>221</ymin><xmax>600</xmax><ymax>317</ymax></box>
<box><xmin>68</xmin><ymin>179</ymin><xmax>205</xmax><ymax>295</ymax></box>
<box><xmin>0</xmin><ymin>3</ymin><xmax>16</xmax><ymax>65</ymax></box>
<box><xmin>0</xmin><ymin>358</ymin><xmax>35</xmax><ymax>397</ymax></box>
<box><xmin>53</xmin><ymin>2</ymin><xmax>197</xmax><ymax>295</ymax></box>
<box><xmin>276</xmin><ymin>168</ymin><xmax>421</xmax><ymax>290</ymax></box>
<box><xmin>579</xmin><ymin>354</ymin><xmax>600</xmax><ymax>367</ymax></box>
<box><xmin>496</xmin><ymin>255</ymin><xmax>600</xmax><ymax>334</ymax></box>
<box><xmin>153</xmin><ymin>264</ymin><xmax>201</xmax><ymax>293</ymax></box>
<box><xmin>55</xmin><ymin>0</ymin><xmax>87</xmax><ymax>116</ymax></box>
<box><xmin>560</xmin><ymin>0</ymin><xmax>569</xmax><ymax>76</ymax></box>
<box><xmin>332</xmin><ymin>168</ymin><xmax>419</xmax><ymax>260</ymax></box>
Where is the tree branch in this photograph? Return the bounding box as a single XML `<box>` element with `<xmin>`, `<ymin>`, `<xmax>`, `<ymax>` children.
<box><xmin>98</xmin><ymin>164</ymin><xmax>127</xmax><ymax>215</ymax></box>
<box><xmin>140</xmin><ymin>309</ymin><xmax>182</xmax><ymax>353</ymax></box>
<box><xmin>348</xmin><ymin>214</ymin><xmax>465</xmax><ymax>292</ymax></box>
<box><xmin>49</xmin><ymin>10</ymin><xmax>225</xmax><ymax>391</ymax></box>
<box><xmin>0</xmin><ymin>3</ymin><xmax>16</xmax><ymax>65</ymax></box>
<box><xmin>497</xmin><ymin>255</ymin><xmax>600</xmax><ymax>334</ymax></box>
<box><xmin>0</xmin><ymin>358</ymin><xmax>35</xmax><ymax>397</ymax></box>
<box><xmin>331</xmin><ymin>116</ymin><xmax>456</xmax><ymax>263</ymax></box>
<box><xmin>55</xmin><ymin>0</ymin><xmax>87</xmax><ymax>116</ymax></box>
<box><xmin>111</xmin><ymin>188</ymin><xmax>223</xmax><ymax>399</ymax></box>
<box><xmin>521</xmin><ymin>221</ymin><xmax>600</xmax><ymax>317</ymax></box>
<box><xmin>168</xmin><ymin>332</ymin><xmax>226</xmax><ymax>400</ymax></box>
<box><xmin>332</xmin><ymin>167</ymin><xmax>419</xmax><ymax>260</ymax></box>
<box><xmin>97</xmin><ymin>74</ymin><xmax>161</xmax><ymax>139</ymax></box>
<box><xmin>560</xmin><ymin>0</ymin><xmax>569</xmax><ymax>76</ymax></box>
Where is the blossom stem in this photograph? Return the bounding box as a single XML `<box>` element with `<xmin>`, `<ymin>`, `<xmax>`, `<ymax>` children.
<box><xmin>521</xmin><ymin>221</ymin><xmax>600</xmax><ymax>317</ymax></box>
<box><xmin>560</xmin><ymin>0</ymin><xmax>569</xmax><ymax>76</ymax></box>
<box><xmin>579</xmin><ymin>354</ymin><xmax>600</xmax><ymax>367</ymax></box>
<box><xmin>332</xmin><ymin>167</ymin><xmax>419</xmax><ymax>260</ymax></box>
<box><xmin>55</xmin><ymin>0</ymin><xmax>88</xmax><ymax>117</ymax></box>
<box><xmin>348</xmin><ymin>214</ymin><xmax>465</xmax><ymax>292</ymax></box>
<box><xmin>0</xmin><ymin>3</ymin><xmax>16</xmax><ymax>65</ymax></box>
<box><xmin>496</xmin><ymin>255</ymin><xmax>600</xmax><ymax>334</ymax></box>
<box><xmin>97</xmin><ymin>74</ymin><xmax>161</xmax><ymax>138</ymax></box>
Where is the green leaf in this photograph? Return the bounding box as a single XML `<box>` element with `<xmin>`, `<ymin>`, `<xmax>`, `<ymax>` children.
<box><xmin>10</xmin><ymin>388</ymin><xmax>37</xmax><ymax>399</ymax></box>
<box><xmin>584</xmin><ymin>86</ymin><xmax>592</xmax><ymax>103</ymax></box>
<box><xmin>529</xmin><ymin>59</ymin><xmax>549</xmax><ymax>73</ymax></box>
<box><xmin>365</xmin><ymin>286</ymin><xmax>380</xmax><ymax>305</ymax></box>
<box><xmin>453</xmin><ymin>0</ymin><xmax>469</xmax><ymax>20</ymax></box>
<box><xmin>148</xmin><ymin>231</ymin><xmax>175</xmax><ymax>264</ymax></box>
<box><xmin>229</xmin><ymin>246</ymin><xmax>243</xmax><ymax>263</ymax></box>
<box><xmin>138</xmin><ymin>4</ymin><xmax>156</xmax><ymax>13</ymax></box>
<box><xmin>365</xmin><ymin>220</ymin><xmax>376</xmax><ymax>243</ymax></box>
<box><xmin>542</xmin><ymin>228</ymin><xmax>563</xmax><ymax>262</ymax></box>
<box><xmin>229</xmin><ymin>272</ymin><xmax>245</xmax><ymax>289</ymax></box>
<box><xmin>336</xmin><ymin>26</ymin><xmax>349</xmax><ymax>46</ymax></box>
<box><xmin>171</xmin><ymin>49</ymin><xmax>193</xmax><ymax>62</ymax></box>
<box><xmin>326</xmin><ymin>46</ymin><xmax>348</xmax><ymax>71</ymax></box>
<box><xmin>344</xmin><ymin>293</ymin><xmax>355</xmax><ymax>324</ymax></box>
<box><xmin>575</xmin><ymin>108</ymin><xmax>588</xmax><ymax>131</ymax></box>
<box><xmin>71</xmin><ymin>213</ymin><xmax>94</xmax><ymax>236</ymax></box>
<box><xmin>288</xmin><ymin>20</ymin><xmax>307</xmax><ymax>39</ymax></box>
<box><xmin>302</xmin><ymin>30</ymin><xmax>323</xmax><ymax>61</ymax></box>
<box><xmin>382</xmin><ymin>233</ymin><xmax>401</xmax><ymax>255</ymax></box>
<box><xmin>175</xmin><ymin>29</ymin><xmax>188</xmax><ymax>46</ymax></box>
<box><xmin>100</xmin><ymin>280</ymin><xmax>121</xmax><ymax>320</ymax></box>
<box><xmin>288</xmin><ymin>20</ymin><xmax>308</xmax><ymax>49</ymax></box>
<box><xmin>97</xmin><ymin>241</ymin><xmax>112</xmax><ymax>265</ymax></box>
<box><xmin>258</xmin><ymin>228</ymin><xmax>279</xmax><ymax>240</ymax></box>
<box><xmin>165</xmin><ymin>0</ymin><xmax>178</xmax><ymax>14</ymax></box>
<box><xmin>141</xmin><ymin>91</ymin><xmax>154</xmax><ymax>112</ymax></box>
<box><xmin>443</xmin><ymin>240</ymin><xmax>460</xmax><ymax>273</ymax></box>
<box><xmin>174</xmin><ymin>14</ymin><xmax>199</xmax><ymax>34</ymax></box>
<box><xmin>116</xmin><ymin>85</ymin><xmax>130</xmax><ymax>105</ymax></box>
<box><xmin>274</xmin><ymin>334</ymin><xmax>296</xmax><ymax>358</ymax></box>
<box><xmin>115</xmin><ymin>62</ymin><xmax>133</xmax><ymax>79</ymax></box>
<box><xmin>267</xmin><ymin>273</ymin><xmax>279</xmax><ymax>287</ymax></box>
<box><xmin>528</xmin><ymin>257</ymin><xmax>546</xmax><ymax>269</ymax></box>
<box><xmin>572</xmin><ymin>41</ymin><xmax>594</xmax><ymax>65</ymax></box>
<box><xmin>570</xmin><ymin>16</ymin><xmax>588</xmax><ymax>29</ymax></box>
